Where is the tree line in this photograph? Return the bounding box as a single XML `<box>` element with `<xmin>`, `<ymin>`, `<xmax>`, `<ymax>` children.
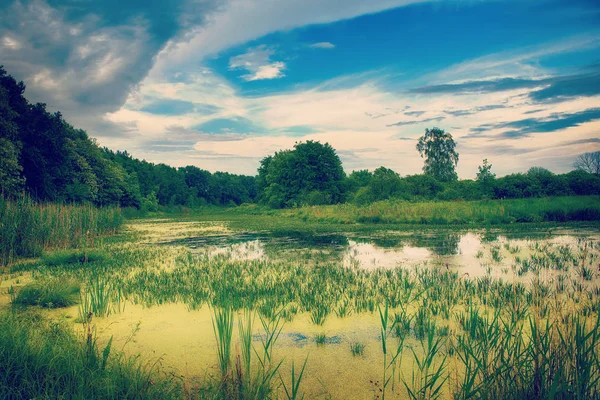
<box><xmin>0</xmin><ymin>66</ymin><xmax>598</xmax><ymax>210</ymax></box>
<box><xmin>0</xmin><ymin>67</ymin><xmax>257</xmax><ymax>210</ymax></box>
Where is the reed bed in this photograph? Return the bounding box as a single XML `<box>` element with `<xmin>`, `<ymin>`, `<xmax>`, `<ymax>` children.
<box><xmin>0</xmin><ymin>196</ymin><xmax>123</xmax><ymax>265</ymax></box>
<box><xmin>285</xmin><ymin>196</ymin><xmax>600</xmax><ymax>225</ymax></box>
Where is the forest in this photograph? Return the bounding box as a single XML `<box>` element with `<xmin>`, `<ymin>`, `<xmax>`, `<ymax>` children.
<box><xmin>1</xmin><ymin>66</ymin><xmax>599</xmax><ymax>211</ymax></box>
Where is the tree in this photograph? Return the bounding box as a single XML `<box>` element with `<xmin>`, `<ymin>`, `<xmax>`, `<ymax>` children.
<box><xmin>476</xmin><ymin>159</ymin><xmax>495</xmax><ymax>196</ymax></box>
<box><xmin>574</xmin><ymin>152</ymin><xmax>600</xmax><ymax>175</ymax></box>
<box><xmin>0</xmin><ymin>138</ymin><xmax>24</xmax><ymax>197</ymax></box>
<box><xmin>258</xmin><ymin>141</ymin><xmax>345</xmax><ymax>208</ymax></box>
<box><xmin>416</xmin><ymin>127</ymin><xmax>459</xmax><ymax>182</ymax></box>
<box><xmin>476</xmin><ymin>159</ymin><xmax>495</xmax><ymax>183</ymax></box>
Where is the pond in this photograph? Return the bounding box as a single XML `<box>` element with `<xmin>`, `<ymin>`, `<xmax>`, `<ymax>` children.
<box><xmin>6</xmin><ymin>218</ymin><xmax>600</xmax><ymax>399</ymax></box>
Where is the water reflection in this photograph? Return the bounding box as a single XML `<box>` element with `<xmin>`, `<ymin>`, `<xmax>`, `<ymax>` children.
<box><xmin>159</xmin><ymin>228</ymin><xmax>596</xmax><ymax>277</ymax></box>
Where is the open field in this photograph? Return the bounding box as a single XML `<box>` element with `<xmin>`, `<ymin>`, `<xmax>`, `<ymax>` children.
<box><xmin>2</xmin><ymin>210</ymin><xmax>600</xmax><ymax>399</ymax></box>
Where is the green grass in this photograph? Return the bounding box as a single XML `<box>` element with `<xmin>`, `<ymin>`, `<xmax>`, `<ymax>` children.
<box><xmin>12</xmin><ymin>277</ymin><xmax>80</xmax><ymax>308</ymax></box>
<box><xmin>0</xmin><ymin>310</ymin><xmax>181</xmax><ymax>399</ymax></box>
<box><xmin>0</xmin><ymin>195</ymin><xmax>122</xmax><ymax>265</ymax></box>
<box><xmin>41</xmin><ymin>248</ymin><xmax>109</xmax><ymax>266</ymax></box>
<box><xmin>314</xmin><ymin>333</ymin><xmax>327</xmax><ymax>345</ymax></box>
<box><xmin>350</xmin><ymin>342</ymin><xmax>365</xmax><ymax>356</ymax></box>
<box><xmin>280</xmin><ymin>196</ymin><xmax>600</xmax><ymax>225</ymax></box>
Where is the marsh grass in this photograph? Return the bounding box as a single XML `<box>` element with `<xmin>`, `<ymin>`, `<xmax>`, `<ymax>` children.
<box><xmin>204</xmin><ymin>308</ymin><xmax>289</xmax><ymax>399</ymax></box>
<box><xmin>350</xmin><ymin>342</ymin><xmax>366</xmax><ymax>356</ymax></box>
<box><xmin>12</xmin><ymin>277</ymin><xmax>80</xmax><ymax>308</ymax></box>
<box><xmin>314</xmin><ymin>333</ymin><xmax>327</xmax><ymax>345</ymax></box>
<box><xmin>283</xmin><ymin>196</ymin><xmax>600</xmax><ymax>225</ymax></box>
<box><xmin>0</xmin><ymin>310</ymin><xmax>181</xmax><ymax>399</ymax></box>
<box><xmin>212</xmin><ymin>306</ymin><xmax>235</xmax><ymax>379</ymax></box>
<box><xmin>0</xmin><ymin>195</ymin><xmax>122</xmax><ymax>265</ymax></box>
<box><xmin>42</xmin><ymin>248</ymin><xmax>108</xmax><ymax>266</ymax></box>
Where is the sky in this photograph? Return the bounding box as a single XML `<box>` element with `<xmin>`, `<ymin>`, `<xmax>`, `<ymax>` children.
<box><xmin>1</xmin><ymin>0</ymin><xmax>599</xmax><ymax>178</ymax></box>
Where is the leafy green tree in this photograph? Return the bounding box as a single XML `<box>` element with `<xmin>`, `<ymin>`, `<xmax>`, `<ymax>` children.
<box><xmin>416</xmin><ymin>127</ymin><xmax>459</xmax><ymax>182</ymax></box>
<box><xmin>369</xmin><ymin>167</ymin><xmax>405</xmax><ymax>200</ymax></box>
<box><xmin>258</xmin><ymin>141</ymin><xmax>345</xmax><ymax>208</ymax></box>
<box><xmin>476</xmin><ymin>159</ymin><xmax>495</xmax><ymax>196</ymax></box>
<box><xmin>0</xmin><ymin>138</ymin><xmax>24</xmax><ymax>196</ymax></box>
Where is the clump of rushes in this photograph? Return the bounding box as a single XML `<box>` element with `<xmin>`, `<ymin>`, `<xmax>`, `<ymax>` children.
<box><xmin>12</xmin><ymin>277</ymin><xmax>80</xmax><ymax>308</ymax></box>
<box><xmin>314</xmin><ymin>333</ymin><xmax>327</xmax><ymax>345</ymax></box>
<box><xmin>379</xmin><ymin>301</ymin><xmax>406</xmax><ymax>400</ymax></box>
<box><xmin>78</xmin><ymin>277</ymin><xmax>123</xmax><ymax>319</ymax></box>
<box><xmin>212</xmin><ymin>305</ymin><xmax>234</xmax><ymax>380</ymax></box>
<box><xmin>41</xmin><ymin>248</ymin><xmax>108</xmax><ymax>266</ymax></box>
<box><xmin>350</xmin><ymin>342</ymin><xmax>365</xmax><ymax>356</ymax></box>
<box><xmin>403</xmin><ymin>321</ymin><xmax>447</xmax><ymax>400</ymax></box>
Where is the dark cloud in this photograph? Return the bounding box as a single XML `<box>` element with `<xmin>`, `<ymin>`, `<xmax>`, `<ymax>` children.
<box><xmin>404</xmin><ymin>110</ymin><xmax>425</xmax><ymax>117</ymax></box>
<box><xmin>165</xmin><ymin>125</ymin><xmax>247</xmax><ymax>142</ymax></box>
<box><xmin>409</xmin><ymin>70</ymin><xmax>600</xmax><ymax>103</ymax></box>
<box><xmin>409</xmin><ymin>77</ymin><xmax>547</xmax><ymax>95</ymax></box>
<box><xmin>470</xmin><ymin>108</ymin><xmax>600</xmax><ymax>138</ymax></box>
<box><xmin>529</xmin><ymin>72</ymin><xmax>600</xmax><ymax>102</ymax></box>
<box><xmin>444</xmin><ymin>104</ymin><xmax>505</xmax><ymax>117</ymax></box>
<box><xmin>523</xmin><ymin>109</ymin><xmax>546</xmax><ymax>114</ymax></box>
<box><xmin>387</xmin><ymin>116</ymin><xmax>445</xmax><ymax>127</ymax></box>
<box><xmin>0</xmin><ymin>0</ymin><xmax>220</xmax><ymax>137</ymax></box>
<box><xmin>138</xmin><ymin>99</ymin><xmax>220</xmax><ymax>116</ymax></box>
<box><xmin>560</xmin><ymin>138</ymin><xmax>600</xmax><ymax>146</ymax></box>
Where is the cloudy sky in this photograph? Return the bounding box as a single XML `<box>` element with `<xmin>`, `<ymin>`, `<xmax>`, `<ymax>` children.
<box><xmin>1</xmin><ymin>0</ymin><xmax>599</xmax><ymax>177</ymax></box>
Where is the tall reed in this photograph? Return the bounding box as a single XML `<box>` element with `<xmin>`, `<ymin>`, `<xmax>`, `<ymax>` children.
<box><xmin>0</xmin><ymin>195</ymin><xmax>122</xmax><ymax>265</ymax></box>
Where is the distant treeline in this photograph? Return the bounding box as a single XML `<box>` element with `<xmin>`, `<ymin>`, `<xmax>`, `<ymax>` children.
<box><xmin>344</xmin><ymin>166</ymin><xmax>600</xmax><ymax>205</ymax></box>
<box><xmin>0</xmin><ymin>66</ymin><xmax>257</xmax><ymax>209</ymax></box>
<box><xmin>1</xmin><ymin>66</ymin><xmax>598</xmax><ymax>211</ymax></box>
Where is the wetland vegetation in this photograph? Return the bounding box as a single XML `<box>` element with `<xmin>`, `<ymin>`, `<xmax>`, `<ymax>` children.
<box><xmin>2</xmin><ymin>214</ymin><xmax>600</xmax><ymax>399</ymax></box>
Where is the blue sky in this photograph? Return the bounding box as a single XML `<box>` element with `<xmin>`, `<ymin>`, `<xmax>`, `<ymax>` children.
<box><xmin>1</xmin><ymin>0</ymin><xmax>599</xmax><ymax>177</ymax></box>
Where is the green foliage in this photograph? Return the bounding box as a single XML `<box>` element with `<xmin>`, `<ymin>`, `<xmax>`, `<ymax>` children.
<box><xmin>0</xmin><ymin>195</ymin><xmax>123</xmax><ymax>265</ymax></box>
<box><xmin>12</xmin><ymin>277</ymin><xmax>80</xmax><ymax>308</ymax></box>
<box><xmin>0</xmin><ymin>310</ymin><xmax>181</xmax><ymax>399</ymax></box>
<box><xmin>416</xmin><ymin>127</ymin><xmax>459</xmax><ymax>182</ymax></box>
<box><xmin>258</xmin><ymin>141</ymin><xmax>346</xmax><ymax>208</ymax></box>
<box><xmin>285</xmin><ymin>196</ymin><xmax>600</xmax><ymax>225</ymax></box>
<box><xmin>0</xmin><ymin>138</ymin><xmax>24</xmax><ymax>196</ymax></box>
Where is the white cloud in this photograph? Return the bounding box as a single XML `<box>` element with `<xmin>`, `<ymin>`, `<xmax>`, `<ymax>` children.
<box><xmin>229</xmin><ymin>45</ymin><xmax>285</xmax><ymax>81</ymax></box>
<box><xmin>427</xmin><ymin>35</ymin><xmax>600</xmax><ymax>84</ymax></box>
<box><xmin>148</xmin><ymin>0</ymin><xmax>429</xmax><ymax>77</ymax></box>
<box><xmin>309</xmin><ymin>42</ymin><xmax>335</xmax><ymax>49</ymax></box>
<box><xmin>1</xmin><ymin>36</ymin><xmax>20</xmax><ymax>49</ymax></box>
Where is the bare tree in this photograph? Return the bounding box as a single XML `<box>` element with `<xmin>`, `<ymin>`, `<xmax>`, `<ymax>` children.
<box><xmin>573</xmin><ymin>151</ymin><xmax>600</xmax><ymax>175</ymax></box>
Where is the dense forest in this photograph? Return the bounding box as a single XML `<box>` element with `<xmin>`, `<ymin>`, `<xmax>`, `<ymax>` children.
<box><xmin>0</xmin><ymin>66</ymin><xmax>599</xmax><ymax>210</ymax></box>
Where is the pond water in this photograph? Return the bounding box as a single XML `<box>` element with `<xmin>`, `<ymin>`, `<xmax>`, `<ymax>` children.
<box><xmin>156</xmin><ymin>223</ymin><xmax>599</xmax><ymax>280</ymax></box>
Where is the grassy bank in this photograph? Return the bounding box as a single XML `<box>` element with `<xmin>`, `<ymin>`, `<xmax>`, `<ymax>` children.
<box><xmin>0</xmin><ymin>310</ymin><xmax>181</xmax><ymax>399</ymax></box>
<box><xmin>0</xmin><ymin>196</ymin><xmax>123</xmax><ymax>265</ymax></box>
<box><xmin>282</xmin><ymin>196</ymin><xmax>600</xmax><ymax>225</ymax></box>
